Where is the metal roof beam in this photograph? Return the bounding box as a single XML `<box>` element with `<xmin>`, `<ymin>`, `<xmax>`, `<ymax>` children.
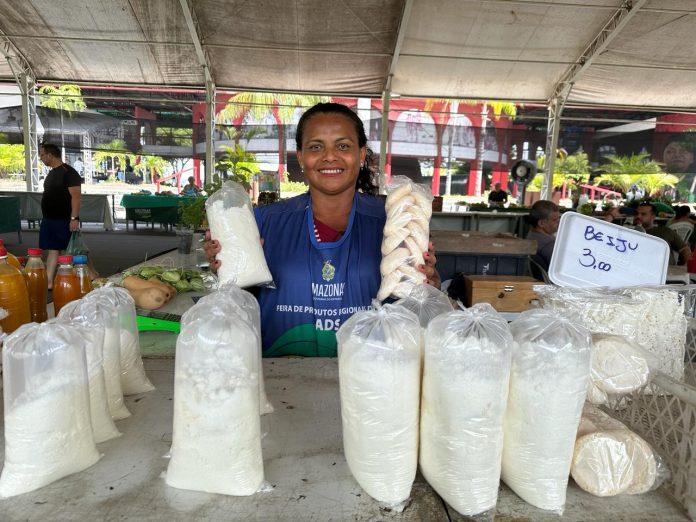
<box><xmin>179</xmin><ymin>0</ymin><xmax>214</xmax><ymax>85</ymax></box>
<box><xmin>541</xmin><ymin>0</ymin><xmax>647</xmax><ymax>199</ymax></box>
<box><xmin>384</xmin><ymin>0</ymin><xmax>414</xmax><ymax>93</ymax></box>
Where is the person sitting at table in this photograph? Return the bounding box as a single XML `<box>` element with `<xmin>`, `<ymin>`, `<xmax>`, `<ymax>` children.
<box><xmin>181</xmin><ymin>176</ymin><xmax>201</xmax><ymax>197</ymax></box>
<box><xmin>488</xmin><ymin>183</ymin><xmax>508</xmax><ymax>208</ymax></box>
<box><xmin>205</xmin><ymin>102</ymin><xmax>440</xmax><ymax>357</ymax></box>
<box><xmin>525</xmin><ymin>200</ymin><xmax>560</xmax><ymax>273</ymax></box>
<box><xmin>635</xmin><ymin>202</ymin><xmax>692</xmax><ymax>265</ymax></box>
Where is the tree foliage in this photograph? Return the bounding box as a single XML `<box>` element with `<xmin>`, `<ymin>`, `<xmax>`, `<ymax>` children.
<box><xmin>594</xmin><ymin>153</ymin><xmax>677</xmax><ymax>195</ymax></box>
<box><xmin>38</xmin><ymin>84</ymin><xmax>87</xmax><ymax>112</ymax></box>
<box><xmin>528</xmin><ymin>152</ymin><xmax>591</xmax><ymax>192</ymax></box>
<box><xmin>217</xmin><ymin>92</ymin><xmax>330</xmax><ymax>125</ymax></box>
<box><xmin>0</xmin><ymin>144</ymin><xmax>25</xmax><ymax>177</ymax></box>
<box><xmin>93</xmin><ymin>139</ymin><xmax>131</xmax><ymax>176</ymax></box>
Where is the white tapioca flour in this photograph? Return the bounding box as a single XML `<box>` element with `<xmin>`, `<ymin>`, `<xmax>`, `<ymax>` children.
<box><xmin>103</xmin><ymin>324</ymin><xmax>131</xmax><ymax>421</ymax></box>
<box><xmin>0</xmin><ymin>373</ymin><xmax>100</xmax><ymax>497</ymax></box>
<box><xmin>502</xmin><ymin>310</ymin><xmax>591</xmax><ymax>514</ymax></box>
<box><xmin>207</xmin><ymin>201</ymin><xmax>272</xmax><ymax>288</ymax></box>
<box><xmin>119</xmin><ymin>328</ymin><xmax>155</xmax><ymax>395</ymax></box>
<box><xmin>166</xmin><ymin>296</ymin><xmax>264</xmax><ymax>496</ymax></box>
<box><xmin>420</xmin><ymin>334</ymin><xmax>511</xmax><ymax>516</ymax></box>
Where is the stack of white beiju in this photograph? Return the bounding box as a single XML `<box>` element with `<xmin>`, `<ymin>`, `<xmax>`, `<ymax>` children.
<box><xmin>166</xmin><ymin>284</ymin><xmax>265</xmax><ymax>495</ymax></box>
<box><xmin>0</xmin><ymin>322</ymin><xmax>101</xmax><ymax>497</ymax></box>
<box><xmin>420</xmin><ymin>303</ymin><xmax>513</xmax><ymax>517</ymax></box>
<box><xmin>572</xmin><ymin>404</ymin><xmax>660</xmax><ymax>497</ymax></box>
<box><xmin>377</xmin><ymin>176</ymin><xmax>433</xmax><ymax>301</ymax></box>
<box><xmin>206</xmin><ymin>180</ymin><xmax>273</xmax><ymax>288</ymax></box>
<box><xmin>337</xmin><ymin>303</ymin><xmax>422</xmax><ymax>510</ymax></box>
<box><xmin>502</xmin><ymin>309</ymin><xmax>592</xmax><ymax>514</ymax></box>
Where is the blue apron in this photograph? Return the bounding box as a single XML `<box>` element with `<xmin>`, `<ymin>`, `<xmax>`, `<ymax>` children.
<box><xmin>255</xmin><ymin>192</ymin><xmax>385</xmax><ymax>357</ymax></box>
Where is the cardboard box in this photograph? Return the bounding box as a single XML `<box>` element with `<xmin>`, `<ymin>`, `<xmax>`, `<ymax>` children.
<box><xmin>463</xmin><ymin>275</ymin><xmax>538</xmax><ymax>312</ymax></box>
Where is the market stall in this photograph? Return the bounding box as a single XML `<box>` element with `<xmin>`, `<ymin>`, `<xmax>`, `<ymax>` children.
<box><xmin>120</xmin><ymin>195</ymin><xmax>205</xmax><ymax>231</ymax></box>
<box><xmin>0</xmin><ymin>191</ymin><xmax>114</xmax><ymax>231</ymax></box>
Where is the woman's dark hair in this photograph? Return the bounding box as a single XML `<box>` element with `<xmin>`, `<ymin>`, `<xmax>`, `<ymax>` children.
<box><xmin>295</xmin><ymin>102</ymin><xmax>378</xmax><ymax>195</ymax></box>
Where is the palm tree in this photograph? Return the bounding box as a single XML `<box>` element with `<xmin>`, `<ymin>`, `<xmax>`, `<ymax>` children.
<box><xmin>217</xmin><ymin>92</ymin><xmax>329</xmax><ymax>181</ymax></box>
<box><xmin>93</xmin><ymin>139</ymin><xmax>130</xmax><ymax>180</ymax></box>
<box><xmin>594</xmin><ymin>153</ymin><xmax>674</xmax><ymax>195</ymax></box>
<box><xmin>38</xmin><ymin>84</ymin><xmax>87</xmax><ymax>153</ymax></box>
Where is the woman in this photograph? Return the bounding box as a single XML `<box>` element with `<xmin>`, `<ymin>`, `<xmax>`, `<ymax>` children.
<box><xmin>205</xmin><ymin>102</ymin><xmax>439</xmax><ymax>357</ymax></box>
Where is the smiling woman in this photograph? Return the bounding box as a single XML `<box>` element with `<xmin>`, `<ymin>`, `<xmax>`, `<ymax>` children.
<box><xmin>205</xmin><ymin>102</ymin><xmax>440</xmax><ymax>357</ymax></box>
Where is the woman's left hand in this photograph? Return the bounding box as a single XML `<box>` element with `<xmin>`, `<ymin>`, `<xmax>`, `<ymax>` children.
<box><xmin>418</xmin><ymin>240</ymin><xmax>441</xmax><ymax>289</ymax></box>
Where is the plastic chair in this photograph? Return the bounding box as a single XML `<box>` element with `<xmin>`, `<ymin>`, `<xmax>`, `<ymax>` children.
<box><xmin>528</xmin><ymin>257</ymin><xmax>551</xmax><ymax>284</ymax></box>
<box><xmin>668</xmin><ymin>221</ymin><xmax>694</xmax><ymax>243</ymax></box>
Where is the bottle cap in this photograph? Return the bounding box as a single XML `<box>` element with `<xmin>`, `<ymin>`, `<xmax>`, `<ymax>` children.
<box><xmin>16</xmin><ymin>257</ymin><xmax>26</xmax><ymax>266</ymax></box>
<box><xmin>0</xmin><ymin>247</ymin><xmax>6</xmax><ymax>257</ymax></box>
<box><xmin>73</xmin><ymin>255</ymin><xmax>88</xmax><ymax>265</ymax></box>
<box><xmin>58</xmin><ymin>255</ymin><xmax>73</xmax><ymax>264</ymax></box>
<box><xmin>27</xmin><ymin>248</ymin><xmax>43</xmax><ymax>256</ymax></box>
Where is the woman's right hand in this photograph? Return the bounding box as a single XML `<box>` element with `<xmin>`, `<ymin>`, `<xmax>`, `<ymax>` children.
<box><xmin>203</xmin><ymin>230</ymin><xmax>221</xmax><ymax>273</ymax></box>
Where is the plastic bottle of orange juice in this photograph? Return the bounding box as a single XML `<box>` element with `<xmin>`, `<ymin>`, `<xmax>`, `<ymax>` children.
<box><xmin>25</xmin><ymin>248</ymin><xmax>48</xmax><ymax>323</ymax></box>
<box><xmin>0</xmin><ymin>247</ymin><xmax>31</xmax><ymax>334</ymax></box>
<box><xmin>73</xmin><ymin>255</ymin><xmax>93</xmax><ymax>298</ymax></box>
<box><xmin>52</xmin><ymin>255</ymin><xmax>81</xmax><ymax>315</ymax></box>
<box><xmin>0</xmin><ymin>239</ymin><xmax>21</xmax><ymax>271</ymax></box>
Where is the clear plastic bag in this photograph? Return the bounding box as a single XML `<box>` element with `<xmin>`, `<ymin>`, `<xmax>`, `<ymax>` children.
<box><xmin>535</xmin><ymin>285</ymin><xmax>686</xmax><ymax>381</ymax></box>
<box><xmin>588</xmin><ymin>334</ymin><xmax>656</xmax><ymax>404</ymax></box>
<box><xmin>196</xmin><ymin>282</ymin><xmax>273</xmax><ymax>415</ymax></box>
<box><xmin>206</xmin><ymin>180</ymin><xmax>273</xmax><ymax>288</ymax></box>
<box><xmin>0</xmin><ymin>321</ymin><xmax>100</xmax><ymax>497</ymax></box>
<box><xmin>420</xmin><ymin>303</ymin><xmax>513</xmax><ymax>517</ymax></box>
<box><xmin>56</xmin><ymin>319</ymin><xmax>120</xmax><ymax>443</ymax></box>
<box><xmin>571</xmin><ymin>404</ymin><xmax>669</xmax><ymax>496</ymax></box>
<box><xmin>393</xmin><ymin>284</ymin><xmax>453</xmax><ymax>328</ymax></box>
<box><xmin>502</xmin><ymin>309</ymin><xmax>592</xmax><ymax>514</ymax></box>
<box><xmin>337</xmin><ymin>302</ymin><xmax>422</xmax><ymax>509</ymax></box>
<box><xmin>89</xmin><ymin>286</ymin><xmax>154</xmax><ymax>395</ymax></box>
<box><xmin>165</xmin><ymin>286</ymin><xmax>264</xmax><ymax>496</ymax></box>
<box><xmin>377</xmin><ymin>176</ymin><xmax>433</xmax><ymax>301</ymax></box>
<box><xmin>60</xmin><ymin>296</ymin><xmax>131</xmax><ymax>421</ymax></box>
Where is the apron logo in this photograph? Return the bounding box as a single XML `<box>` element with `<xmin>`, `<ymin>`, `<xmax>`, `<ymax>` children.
<box><xmin>322</xmin><ymin>260</ymin><xmax>336</xmax><ymax>282</ymax></box>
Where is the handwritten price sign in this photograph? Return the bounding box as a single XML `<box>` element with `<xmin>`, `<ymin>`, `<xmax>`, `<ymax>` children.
<box><xmin>548</xmin><ymin>213</ymin><xmax>669</xmax><ymax>288</ymax></box>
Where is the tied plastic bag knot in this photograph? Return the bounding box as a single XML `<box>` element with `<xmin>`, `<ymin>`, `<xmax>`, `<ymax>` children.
<box><xmin>393</xmin><ymin>284</ymin><xmax>453</xmax><ymax>328</ymax></box>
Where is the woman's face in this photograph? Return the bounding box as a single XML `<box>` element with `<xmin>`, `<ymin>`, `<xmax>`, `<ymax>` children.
<box><xmin>663</xmin><ymin>141</ymin><xmax>694</xmax><ymax>172</ymax></box>
<box><xmin>296</xmin><ymin>113</ymin><xmax>366</xmax><ymax>198</ymax></box>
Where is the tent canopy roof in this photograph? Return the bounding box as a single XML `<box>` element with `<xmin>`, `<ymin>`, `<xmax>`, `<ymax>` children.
<box><xmin>1</xmin><ymin>0</ymin><xmax>696</xmax><ymax>109</ymax></box>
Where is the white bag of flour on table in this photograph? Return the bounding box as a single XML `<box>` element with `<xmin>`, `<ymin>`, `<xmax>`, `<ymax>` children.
<box><xmin>206</xmin><ymin>180</ymin><xmax>273</xmax><ymax>288</ymax></box>
<box><xmin>89</xmin><ymin>286</ymin><xmax>154</xmax><ymax>395</ymax></box>
<box><xmin>60</xmin><ymin>296</ymin><xmax>131</xmax><ymax>421</ymax></box>
<box><xmin>571</xmin><ymin>404</ymin><xmax>666</xmax><ymax>497</ymax></box>
<box><xmin>166</xmin><ymin>287</ymin><xmax>264</xmax><ymax>496</ymax></box>
<box><xmin>55</xmin><ymin>311</ymin><xmax>120</xmax><ymax>443</ymax></box>
<box><xmin>502</xmin><ymin>309</ymin><xmax>591</xmax><ymax>514</ymax></box>
<box><xmin>0</xmin><ymin>322</ymin><xmax>100</xmax><ymax>497</ymax></box>
<box><xmin>420</xmin><ymin>303</ymin><xmax>513</xmax><ymax>517</ymax></box>
<box><xmin>377</xmin><ymin>176</ymin><xmax>433</xmax><ymax>301</ymax></box>
<box><xmin>337</xmin><ymin>302</ymin><xmax>422</xmax><ymax>509</ymax></box>
<box><xmin>196</xmin><ymin>282</ymin><xmax>273</xmax><ymax>415</ymax></box>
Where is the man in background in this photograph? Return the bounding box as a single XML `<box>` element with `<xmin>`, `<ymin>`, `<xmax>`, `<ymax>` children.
<box><xmin>488</xmin><ymin>183</ymin><xmax>508</xmax><ymax>208</ymax></box>
<box><xmin>39</xmin><ymin>143</ymin><xmax>82</xmax><ymax>287</ymax></box>
<box><xmin>526</xmin><ymin>200</ymin><xmax>560</xmax><ymax>272</ymax></box>
<box><xmin>635</xmin><ymin>202</ymin><xmax>692</xmax><ymax>265</ymax></box>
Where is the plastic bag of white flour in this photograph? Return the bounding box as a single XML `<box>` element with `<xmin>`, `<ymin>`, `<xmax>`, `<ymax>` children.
<box><xmin>502</xmin><ymin>309</ymin><xmax>591</xmax><ymax>514</ymax></box>
<box><xmin>61</xmin><ymin>296</ymin><xmax>131</xmax><ymax>421</ymax></box>
<box><xmin>55</xmin><ymin>314</ymin><xmax>120</xmax><ymax>444</ymax></box>
<box><xmin>420</xmin><ymin>303</ymin><xmax>513</xmax><ymax>517</ymax></box>
<box><xmin>88</xmin><ymin>287</ymin><xmax>154</xmax><ymax>395</ymax></box>
<box><xmin>0</xmin><ymin>321</ymin><xmax>101</xmax><ymax>497</ymax></box>
<box><xmin>197</xmin><ymin>282</ymin><xmax>273</xmax><ymax>414</ymax></box>
<box><xmin>393</xmin><ymin>284</ymin><xmax>453</xmax><ymax>328</ymax></box>
<box><xmin>165</xmin><ymin>287</ymin><xmax>264</xmax><ymax>495</ymax></box>
<box><xmin>206</xmin><ymin>181</ymin><xmax>273</xmax><ymax>288</ymax></box>
<box><xmin>337</xmin><ymin>302</ymin><xmax>422</xmax><ymax>509</ymax></box>
<box><xmin>377</xmin><ymin>176</ymin><xmax>433</xmax><ymax>301</ymax></box>
<box><xmin>571</xmin><ymin>404</ymin><xmax>667</xmax><ymax>497</ymax></box>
